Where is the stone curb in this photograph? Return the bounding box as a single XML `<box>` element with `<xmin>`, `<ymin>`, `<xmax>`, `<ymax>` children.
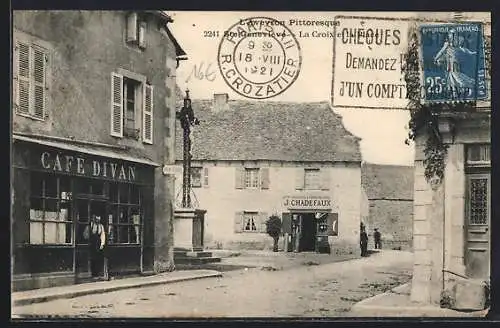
<box><xmin>13</xmin><ymin>270</ymin><xmax>222</xmax><ymax>307</ymax></box>
<box><xmin>351</xmin><ymin>283</ymin><xmax>488</xmax><ymax>318</ymax></box>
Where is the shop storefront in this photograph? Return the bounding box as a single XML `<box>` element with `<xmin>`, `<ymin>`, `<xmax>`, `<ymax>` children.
<box><xmin>12</xmin><ymin>137</ymin><xmax>158</xmax><ymax>291</ymax></box>
<box><xmin>281</xmin><ymin>195</ymin><xmax>338</xmax><ymax>253</ymax></box>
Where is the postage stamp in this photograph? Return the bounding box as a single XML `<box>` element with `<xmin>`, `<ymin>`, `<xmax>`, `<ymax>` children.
<box><xmin>419</xmin><ymin>22</ymin><xmax>487</xmax><ymax>103</ymax></box>
<box><xmin>217</xmin><ymin>17</ymin><xmax>302</xmax><ymax>99</ymax></box>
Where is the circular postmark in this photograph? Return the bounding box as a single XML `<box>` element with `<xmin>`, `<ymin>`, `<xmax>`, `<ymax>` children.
<box><xmin>217</xmin><ymin>17</ymin><xmax>302</xmax><ymax>99</ymax></box>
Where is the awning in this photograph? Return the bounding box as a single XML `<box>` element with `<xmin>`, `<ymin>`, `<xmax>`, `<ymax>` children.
<box><xmin>13</xmin><ymin>135</ymin><xmax>161</xmax><ymax>167</ymax></box>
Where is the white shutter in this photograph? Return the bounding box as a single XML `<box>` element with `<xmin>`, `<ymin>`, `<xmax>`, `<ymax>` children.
<box><xmin>126</xmin><ymin>12</ymin><xmax>138</xmax><ymax>43</ymax></box>
<box><xmin>203</xmin><ymin>167</ymin><xmax>209</xmax><ymax>188</ymax></box>
<box><xmin>143</xmin><ymin>84</ymin><xmax>153</xmax><ymax>144</ymax></box>
<box><xmin>110</xmin><ymin>73</ymin><xmax>124</xmax><ymax>137</ymax></box>
<box><xmin>32</xmin><ymin>46</ymin><xmax>46</xmax><ymax>119</ymax></box>
<box><xmin>16</xmin><ymin>41</ymin><xmax>31</xmax><ymax>114</ymax></box>
<box><xmin>138</xmin><ymin>21</ymin><xmax>147</xmax><ymax>49</ymax></box>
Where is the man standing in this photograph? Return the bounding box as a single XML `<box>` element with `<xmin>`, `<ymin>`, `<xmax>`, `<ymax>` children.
<box><xmin>374</xmin><ymin>228</ymin><xmax>382</xmax><ymax>250</ymax></box>
<box><xmin>84</xmin><ymin>215</ymin><xmax>107</xmax><ymax>279</ymax></box>
<box><xmin>360</xmin><ymin>225</ymin><xmax>368</xmax><ymax>257</ymax></box>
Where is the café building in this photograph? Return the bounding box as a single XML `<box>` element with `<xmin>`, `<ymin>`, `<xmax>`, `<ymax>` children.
<box><xmin>173</xmin><ymin>95</ymin><xmax>363</xmax><ymax>253</ymax></box>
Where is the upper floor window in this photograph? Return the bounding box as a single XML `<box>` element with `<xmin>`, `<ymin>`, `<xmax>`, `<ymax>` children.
<box><xmin>304</xmin><ymin>168</ymin><xmax>321</xmax><ymax>190</ymax></box>
<box><xmin>235</xmin><ymin>167</ymin><xmax>270</xmax><ymax>190</ymax></box>
<box><xmin>13</xmin><ymin>40</ymin><xmax>48</xmax><ymax>120</ymax></box>
<box><xmin>111</xmin><ymin>72</ymin><xmax>153</xmax><ymax>144</ymax></box>
<box><xmin>126</xmin><ymin>12</ymin><xmax>147</xmax><ymax>50</ymax></box>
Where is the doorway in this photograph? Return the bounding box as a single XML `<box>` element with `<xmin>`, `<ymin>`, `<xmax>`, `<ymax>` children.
<box><xmin>465</xmin><ymin>173</ymin><xmax>490</xmax><ymax>279</ymax></box>
<box><xmin>291</xmin><ymin>212</ymin><xmax>317</xmax><ymax>252</ymax></box>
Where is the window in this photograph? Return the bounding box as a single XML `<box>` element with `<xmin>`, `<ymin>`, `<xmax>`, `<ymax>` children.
<box><xmin>468</xmin><ymin>177</ymin><xmax>489</xmax><ymax>225</ymax></box>
<box><xmin>466</xmin><ymin>144</ymin><xmax>490</xmax><ymax>165</ymax></box>
<box><xmin>14</xmin><ymin>40</ymin><xmax>48</xmax><ymax>120</ymax></box>
<box><xmin>243</xmin><ymin>212</ymin><xmax>258</xmax><ymax>232</ymax></box>
<box><xmin>126</xmin><ymin>12</ymin><xmax>147</xmax><ymax>49</ymax></box>
<box><xmin>304</xmin><ymin>168</ymin><xmax>321</xmax><ymax>190</ymax></box>
<box><xmin>110</xmin><ymin>72</ymin><xmax>153</xmax><ymax>143</ymax></box>
<box><xmin>108</xmin><ymin>183</ymin><xmax>141</xmax><ymax>244</ymax></box>
<box><xmin>29</xmin><ymin>173</ymin><xmax>73</xmax><ymax>245</ymax></box>
<box><xmin>245</xmin><ymin>168</ymin><xmax>259</xmax><ymax>188</ymax></box>
<box><xmin>191</xmin><ymin>167</ymin><xmax>202</xmax><ymax>188</ymax></box>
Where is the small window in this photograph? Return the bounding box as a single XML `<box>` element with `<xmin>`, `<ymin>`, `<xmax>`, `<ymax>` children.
<box><xmin>304</xmin><ymin>168</ymin><xmax>321</xmax><ymax>190</ymax></box>
<box><xmin>243</xmin><ymin>212</ymin><xmax>258</xmax><ymax>232</ymax></box>
<box><xmin>191</xmin><ymin>167</ymin><xmax>202</xmax><ymax>188</ymax></box>
<box><xmin>466</xmin><ymin>144</ymin><xmax>490</xmax><ymax>165</ymax></box>
<box><xmin>244</xmin><ymin>168</ymin><xmax>259</xmax><ymax>189</ymax></box>
<box><xmin>14</xmin><ymin>41</ymin><xmax>48</xmax><ymax>120</ymax></box>
<box><xmin>123</xmin><ymin>78</ymin><xmax>140</xmax><ymax>139</ymax></box>
<box><xmin>126</xmin><ymin>12</ymin><xmax>147</xmax><ymax>49</ymax></box>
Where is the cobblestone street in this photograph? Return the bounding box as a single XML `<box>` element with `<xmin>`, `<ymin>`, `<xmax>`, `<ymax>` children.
<box><xmin>13</xmin><ymin>250</ymin><xmax>412</xmax><ymax>318</ymax></box>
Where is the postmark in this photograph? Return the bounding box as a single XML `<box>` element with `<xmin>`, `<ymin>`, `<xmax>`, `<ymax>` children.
<box><xmin>420</xmin><ymin>22</ymin><xmax>487</xmax><ymax>103</ymax></box>
<box><xmin>217</xmin><ymin>17</ymin><xmax>302</xmax><ymax>99</ymax></box>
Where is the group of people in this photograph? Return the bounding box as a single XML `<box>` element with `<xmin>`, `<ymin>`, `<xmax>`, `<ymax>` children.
<box><xmin>360</xmin><ymin>223</ymin><xmax>382</xmax><ymax>257</ymax></box>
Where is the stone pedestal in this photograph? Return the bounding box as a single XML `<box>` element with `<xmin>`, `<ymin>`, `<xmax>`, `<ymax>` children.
<box><xmin>174</xmin><ymin>208</ymin><xmax>206</xmax><ymax>251</ymax></box>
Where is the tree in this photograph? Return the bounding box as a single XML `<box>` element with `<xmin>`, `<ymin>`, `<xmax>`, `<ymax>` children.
<box><xmin>266</xmin><ymin>214</ymin><xmax>282</xmax><ymax>252</ymax></box>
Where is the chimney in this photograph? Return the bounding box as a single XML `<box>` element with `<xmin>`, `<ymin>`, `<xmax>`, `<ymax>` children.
<box><xmin>213</xmin><ymin>93</ymin><xmax>229</xmax><ymax>112</ymax></box>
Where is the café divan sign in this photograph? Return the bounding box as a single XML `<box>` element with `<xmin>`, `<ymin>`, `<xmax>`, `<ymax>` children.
<box><xmin>38</xmin><ymin>151</ymin><xmax>137</xmax><ymax>182</ymax></box>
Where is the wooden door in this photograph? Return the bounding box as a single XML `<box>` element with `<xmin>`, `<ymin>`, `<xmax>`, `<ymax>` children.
<box><xmin>465</xmin><ymin>174</ymin><xmax>490</xmax><ymax>279</ymax></box>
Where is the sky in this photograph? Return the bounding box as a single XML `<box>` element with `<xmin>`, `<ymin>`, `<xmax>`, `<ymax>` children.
<box><xmin>167</xmin><ymin>11</ymin><xmax>423</xmax><ymax>166</ymax></box>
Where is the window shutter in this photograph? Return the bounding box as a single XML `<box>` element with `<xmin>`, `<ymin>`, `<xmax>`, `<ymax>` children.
<box><xmin>143</xmin><ymin>84</ymin><xmax>153</xmax><ymax>144</ymax></box>
<box><xmin>203</xmin><ymin>167</ymin><xmax>209</xmax><ymax>188</ymax></box>
<box><xmin>321</xmin><ymin>169</ymin><xmax>331</xmax><ymax>190</ymax></box>
<box><xmin>260</xmin><ymin>212</ymin><xmax>268</xmax><ymax>233</ymax></box>
<box><xmin>16</xmin><ymin>41</ymin><xmax>31</xmax><ymax>114</ymax></box>
<box><xmin>326</xmin><ymin>213</ymin><xmax>338</xmax><ymax>236</ymax></box>
<box><xmin>126</xmin><ymin>12</ymin><xmax>138</xmax><ymax>43</ymax></box>
<box><xmin>234</xmin><ymin>212</ymin><xmax>243</xmax><ymax>233</ymax></box>
<box><xmin>110</xmin><ymin>73</ymin><xmax>124</xmax><ymax>137</ymax></box>
<box><xmin>260</xmin><ymin>168</ymin><xmax>270</xmax><ymax>189</ymax></box>
<box><xmin>138</xmin><ymin>21</ymin><xmax>147</xmax><ymax>49</ymax></box>
<box><xmin>33</xmin><ymin>46</ymin><xmax>46</xmax><ymax>119</ymax></box>
<box><xmin>282</xmin><ymin>213</ymin><xmax>292</xmax><ymax>234</ymax></box>
<box><xmin>235</xmin><ymin>167</ymin><xmax>244</xmax><ymax>189</ymax></box>
<box><xmin>295</xmin><ymin>168</ymin><xmax>305</xmax><ymax>190</ymax></box>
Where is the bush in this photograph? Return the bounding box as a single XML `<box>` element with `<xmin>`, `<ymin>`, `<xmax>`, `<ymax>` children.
<box><xmin>266</xmin><ymin>214</ymin><xmax>282</xmax><ymax>252</ymax></box>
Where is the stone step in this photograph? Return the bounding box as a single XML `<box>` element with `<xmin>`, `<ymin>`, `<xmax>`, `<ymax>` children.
<box><xmin>174</xmin><ymin>256</ymin><xmax>222</xmax><ymax>265</ymax></box>
<box><xmin>186</xmin><ymin>251</ymin><xmax>213</xmax><ymax>258</ymax></box>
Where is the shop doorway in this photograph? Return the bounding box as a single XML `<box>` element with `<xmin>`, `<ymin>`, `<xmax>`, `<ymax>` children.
<box><xmin>291</xmin><ymin>213</ymin><xmax>317</xmax><ymax>252</ymax></box>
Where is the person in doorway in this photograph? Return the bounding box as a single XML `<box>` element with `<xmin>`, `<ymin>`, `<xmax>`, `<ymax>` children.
<box><xmin>360</xmin><ymin>225</ymin><xmax>368</xmax><ymax>257</ymax></box>
<box><xmin>84</xmin><ymin>215</ymin><xmax>107</xmax><ymax>279</ymax></box>
<box><xmin>374</xmin><ymin>228</ymin><xmax>382</xmax><ymax>250</ymax></box>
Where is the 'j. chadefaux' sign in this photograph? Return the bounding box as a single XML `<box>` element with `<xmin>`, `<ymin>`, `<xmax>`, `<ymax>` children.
<box><xmin>420</xmin><ymin>22</ymin><xmax>487</xmax><ymax>103</ymax></box>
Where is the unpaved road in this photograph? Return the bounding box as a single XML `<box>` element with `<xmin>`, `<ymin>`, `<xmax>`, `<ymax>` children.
<box><xmin>13</xmin><ymin>250</ymin><xmax>413</xmax><ymax>318</ymax></box>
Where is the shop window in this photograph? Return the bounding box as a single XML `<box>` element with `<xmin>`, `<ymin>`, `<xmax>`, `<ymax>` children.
<box><xmin>243</xmin><ymin>212</ymin><xmax>258</xmax><ymax>232</ymax></box>
<box><xmin>108</xmin><ymin>182</ymin><xmax>141</xmax><ymax>244</ymax></box>
<box><xmin>191</xmin><ymin>167</ymin><xmax>202</xmax><ymax>188</ymax></box>
<box><xmin>244</xmin><ymin>168</ymin><xmax>259</xmax><ymax>189</ymax></box>
<box><xmin>304</xmin><ymin>168</ymin><xmax>320</xmax><ymax>190</ymax></box>
<box><xmin>29</xmin><ymin>173</ymin><xmax>73</xmax><ymax>245</ymax></box>
<box><xmin>13</xmin><ymin>39</ymin><xmax>48</xmax><ymax>120</ymax></box>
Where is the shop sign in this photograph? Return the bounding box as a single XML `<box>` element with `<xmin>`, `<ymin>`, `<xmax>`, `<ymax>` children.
<box><xmin>283</xmin><ymin>195</ymin><xmax>332</xmax><ymax>210</ymax></box>
<box><xmin>36</xmin><ymin>150</ymin><xmax>138</xmax><ymax>182</ymax></box>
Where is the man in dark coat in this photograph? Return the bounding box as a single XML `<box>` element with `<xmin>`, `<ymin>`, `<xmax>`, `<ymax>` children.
<box><xmin>84</xmin><ymin>215</ymin><xmax>107</xmax><ymax>279</ymax></box>
<box><xmin>374</xmin><ymin>228</ymin><xmax>382</xmax><ymax>249</ymax></box>
<box><xmin>360</xmin><ymin>226</ymin><xmax>368</xmax><ymax>257</ymax></box>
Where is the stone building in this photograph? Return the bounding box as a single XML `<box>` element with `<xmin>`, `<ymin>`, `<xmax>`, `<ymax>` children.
<box><xmin>410</xmin><ymin>12</ymin><xmax>491</xmax><ymax>308</ymax></box>
<box><xmin>361</xmin><ymin>163</ymin><xmax>414</xmax><ymax>251</ymax></box>
<box><xmin>173</xmin><ymin>94</ymin><xmax>363</xmax><ymax>254</ymax></box>
<box><xmin>11</xmin><ymin>10</ymin><xmax>186</xmax><ymax>290</ymax></box>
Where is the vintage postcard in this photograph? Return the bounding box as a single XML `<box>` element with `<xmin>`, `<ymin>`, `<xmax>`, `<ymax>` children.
<box><xmin>11</xmin><ymin>10</ymin><xmax>491</xmax><ymax>319</ymax></box>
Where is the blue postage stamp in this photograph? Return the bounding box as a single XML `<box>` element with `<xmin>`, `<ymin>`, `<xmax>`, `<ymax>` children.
<box><xmin>420</xmin><ymin>23</ymin><xmax>487</xmax><ymax>103</ymax></box>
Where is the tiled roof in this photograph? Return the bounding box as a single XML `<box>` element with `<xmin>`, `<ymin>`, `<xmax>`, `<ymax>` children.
<box><xmin>361</xmin><ymin>163</ymin><xmax>414</xmax><ymax>200</ymax></box>
<box><xmin>174</xmin><ymin>99</ymin><xmax>361</xmax><ymax>162</ymax></box>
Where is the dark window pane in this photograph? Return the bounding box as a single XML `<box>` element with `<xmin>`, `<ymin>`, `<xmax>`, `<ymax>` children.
<box><xmin>45</xmin><ymin>199</ymin><xmax>58</xmax><ymax>216</ymax></box>
<box><xmin>119</xmin><ymin>184</ymin><xmax>129</xmax><ymax>203</ymax></box>
<box><xmin>45</xmin><ymin>175</ymin><xmax>58</xmax><ymax>198</ymax></box>
<box><xmin>75</xmin><ymin>177</ymin><xmax>90</xmax><ymax>194</ymax></box>
<box><xmin>131</xmin><ymin>185</ymin><xmax>140</xmax><ymax>205</ymax></box>
<box><xmin>119</xmin><ymin>225</ymin><xmax>129</xmax><ymax>243</ymax></box>
<box><xmin>31</xmin><ymin>173</ymin><xmax>44</xmax><ymax>197</ymax></box>
<box><xmin>76</xmin><ymin>223</ymin><xmax>89</xmax><ymax>244</ymax></box>
<box><xmin>76</xmin><ymin>199</ymin><xmax>89</xmax><ymax>222</ymax></box>
<box><xmin>109</xmin><ymin>183</ymin><xmax>118</xmax><ymax>202</ymax></box>
<box><xmin>119</xmin><ymin>207</ymin><xmax>129</xmax><ymax>223</ymax></box>
<box><xmin>30</xmin><ymin>197</ymin><xmax>44</xmax><ymax>213</ymax></box>
<box><xmin>90</xmin><ymin>180</ymin><xmax>104</xmax><ymax>196</ymax></box>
